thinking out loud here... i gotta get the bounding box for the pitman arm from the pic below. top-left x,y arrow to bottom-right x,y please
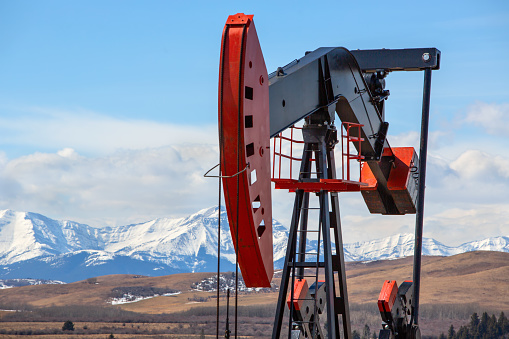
268,47 -> 439,214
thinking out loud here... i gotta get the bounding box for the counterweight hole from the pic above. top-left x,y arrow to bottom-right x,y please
245,86 -> 253,100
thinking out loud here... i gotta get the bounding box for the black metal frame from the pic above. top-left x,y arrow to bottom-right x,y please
272,123 -> 351,339
412,67 -> 433,326
269,47 -> 438,338
351,48 -> 440,72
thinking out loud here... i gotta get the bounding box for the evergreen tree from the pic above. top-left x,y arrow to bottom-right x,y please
470,312 -> 480,328
352,330 -> 361,339
455,326 -> 470,339
62,320 -> 74,331
479,311 -> 489,337
372,331 -> 377,339
487,314 -> 498,338
498,311 -> 509,334
453,311 -> 509,339
439,333 -> 446,339
447,324 -> 455,339
470,312 -> 480,338
362,324 -> 371,339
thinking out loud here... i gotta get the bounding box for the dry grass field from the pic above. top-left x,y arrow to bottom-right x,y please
0,272 -> 216,309
0,251 -> 507,338
0,321 -> 248,338
346,251 -> 509,311
119,251 -> 509,314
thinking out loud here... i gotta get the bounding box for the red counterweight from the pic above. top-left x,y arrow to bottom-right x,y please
361,147 -> 419,214
378,280 -> 398,314
218,14 -> 273,287
287,279 -> 309,312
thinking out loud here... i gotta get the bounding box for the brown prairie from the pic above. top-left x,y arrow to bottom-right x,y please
0,251 -> 507,314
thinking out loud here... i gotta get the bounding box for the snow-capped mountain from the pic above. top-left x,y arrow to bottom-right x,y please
344,233 -> 457,261
0,209 -> 101,264
344,233 -> 509,261
0,208 -> 507,282
0,207 -> 288,282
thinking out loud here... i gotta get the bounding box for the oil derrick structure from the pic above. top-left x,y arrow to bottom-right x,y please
216,12 -> 439,339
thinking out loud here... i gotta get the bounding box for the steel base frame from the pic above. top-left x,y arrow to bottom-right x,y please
272,123 -> 351,339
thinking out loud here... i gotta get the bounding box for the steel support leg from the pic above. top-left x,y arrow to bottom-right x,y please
273,142 -> 313,339
316,139 -> 338,339
328,147 -> 351,337
412,68 -> 433,325
272,190 -> 304,338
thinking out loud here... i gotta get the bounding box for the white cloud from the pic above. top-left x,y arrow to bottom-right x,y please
388,131 -> 420,149
321,146 -> 509,245
0,106 -> 223,227
388,130 -> 450,151
420,148 -> 509,245
464,101 -> 509,136
0,106 -> 218,156
57,148 -> 78,158
0,101 -> 508,247
0,146 -> 220,228
450,149 -> 509,179
424,205 -> 509,246
0,139 -> 507,247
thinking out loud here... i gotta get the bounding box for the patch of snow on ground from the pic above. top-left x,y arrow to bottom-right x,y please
109,292 -> 181,305
191,273 -> 278,293
0,278 -> 65,289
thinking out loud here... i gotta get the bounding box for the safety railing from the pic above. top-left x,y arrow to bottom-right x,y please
271,122 -> 367,193
341,122 -> 365,182
272,125 -> 305,181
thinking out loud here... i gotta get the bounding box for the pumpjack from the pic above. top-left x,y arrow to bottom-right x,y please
217,13 -> 439,339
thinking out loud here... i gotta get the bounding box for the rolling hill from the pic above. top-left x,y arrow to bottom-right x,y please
0,251 -> 506,313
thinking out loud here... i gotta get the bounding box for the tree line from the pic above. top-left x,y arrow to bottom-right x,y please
440,312 -> 509,339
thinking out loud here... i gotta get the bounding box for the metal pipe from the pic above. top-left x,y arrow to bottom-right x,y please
412,67 -> 432,325
216,167 -> 221,339
225,288 -> 231,338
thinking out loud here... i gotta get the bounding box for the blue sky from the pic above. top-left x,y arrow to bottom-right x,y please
0,1 -> 508,245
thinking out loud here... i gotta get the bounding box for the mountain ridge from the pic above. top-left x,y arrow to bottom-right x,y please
0,207 -> 507,282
